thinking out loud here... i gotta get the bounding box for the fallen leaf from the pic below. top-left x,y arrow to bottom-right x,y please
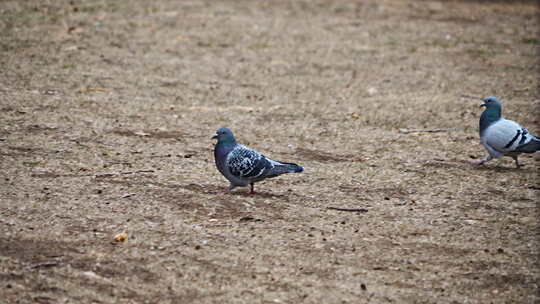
114,232 -> 128,242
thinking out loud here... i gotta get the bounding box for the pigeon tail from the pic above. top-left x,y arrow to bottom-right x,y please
272,161 -> 304,175
516,136 -> 540,153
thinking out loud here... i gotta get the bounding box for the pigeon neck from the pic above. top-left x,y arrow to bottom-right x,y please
217,137 -> 236,149
479,106 -> 501,135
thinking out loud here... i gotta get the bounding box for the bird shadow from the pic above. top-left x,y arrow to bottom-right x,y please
228,190 -> 290,199
423,159 -> 536,173
178,183 -> 292,199
422,159 -> 480,170
473,165 -> 534,173
178,183 -> 224,195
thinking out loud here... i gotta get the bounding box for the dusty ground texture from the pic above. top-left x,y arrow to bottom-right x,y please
1,0 -> 539,303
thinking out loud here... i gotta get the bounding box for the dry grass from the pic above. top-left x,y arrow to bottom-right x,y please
0,0 -> 539,303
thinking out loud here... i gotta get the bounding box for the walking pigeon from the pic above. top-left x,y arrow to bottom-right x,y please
474,96 -> 540,168
212,128 -> 304,193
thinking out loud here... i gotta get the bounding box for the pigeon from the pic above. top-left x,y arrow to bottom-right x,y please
212,128 -> 304,193
474,96 -> 540,168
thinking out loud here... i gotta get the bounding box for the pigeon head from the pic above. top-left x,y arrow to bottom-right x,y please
480,96 -> 501,109
212,128 -> 236,144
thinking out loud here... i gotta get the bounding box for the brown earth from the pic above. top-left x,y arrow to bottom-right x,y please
1,0 -> 539,303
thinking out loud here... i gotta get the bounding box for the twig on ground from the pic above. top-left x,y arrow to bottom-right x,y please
94,170 -> 154,178
461,94 -> 482,99
29,261 -> 60,269
345,70 -> 357,88
462,217 -> 486,221
121,193 -> 136,199
32,170 -> 155,178
399,128 -> 455,134
327,207 -> 368,213
148,154 -> 172,158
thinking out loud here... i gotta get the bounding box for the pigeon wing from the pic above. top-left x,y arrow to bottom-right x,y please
227,145 -> 273,180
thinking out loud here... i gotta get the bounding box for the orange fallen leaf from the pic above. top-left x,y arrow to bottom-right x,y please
114,232 -> 128,242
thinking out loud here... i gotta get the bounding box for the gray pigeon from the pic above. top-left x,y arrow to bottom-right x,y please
475,96 -> 540,168
212,128 -> 304,193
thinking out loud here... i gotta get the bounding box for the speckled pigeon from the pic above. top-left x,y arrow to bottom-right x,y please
212,128 -> 304,193
474,96 -> 540,168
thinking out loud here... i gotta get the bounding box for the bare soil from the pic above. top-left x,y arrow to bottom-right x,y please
1,0 -> 539,303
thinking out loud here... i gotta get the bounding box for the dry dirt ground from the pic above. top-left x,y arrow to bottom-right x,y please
1,0 -> 539,303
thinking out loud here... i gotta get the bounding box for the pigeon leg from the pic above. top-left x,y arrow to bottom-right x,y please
511,155 -> 521,168
473,155 -> 492,166
249,183 -> 255,194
